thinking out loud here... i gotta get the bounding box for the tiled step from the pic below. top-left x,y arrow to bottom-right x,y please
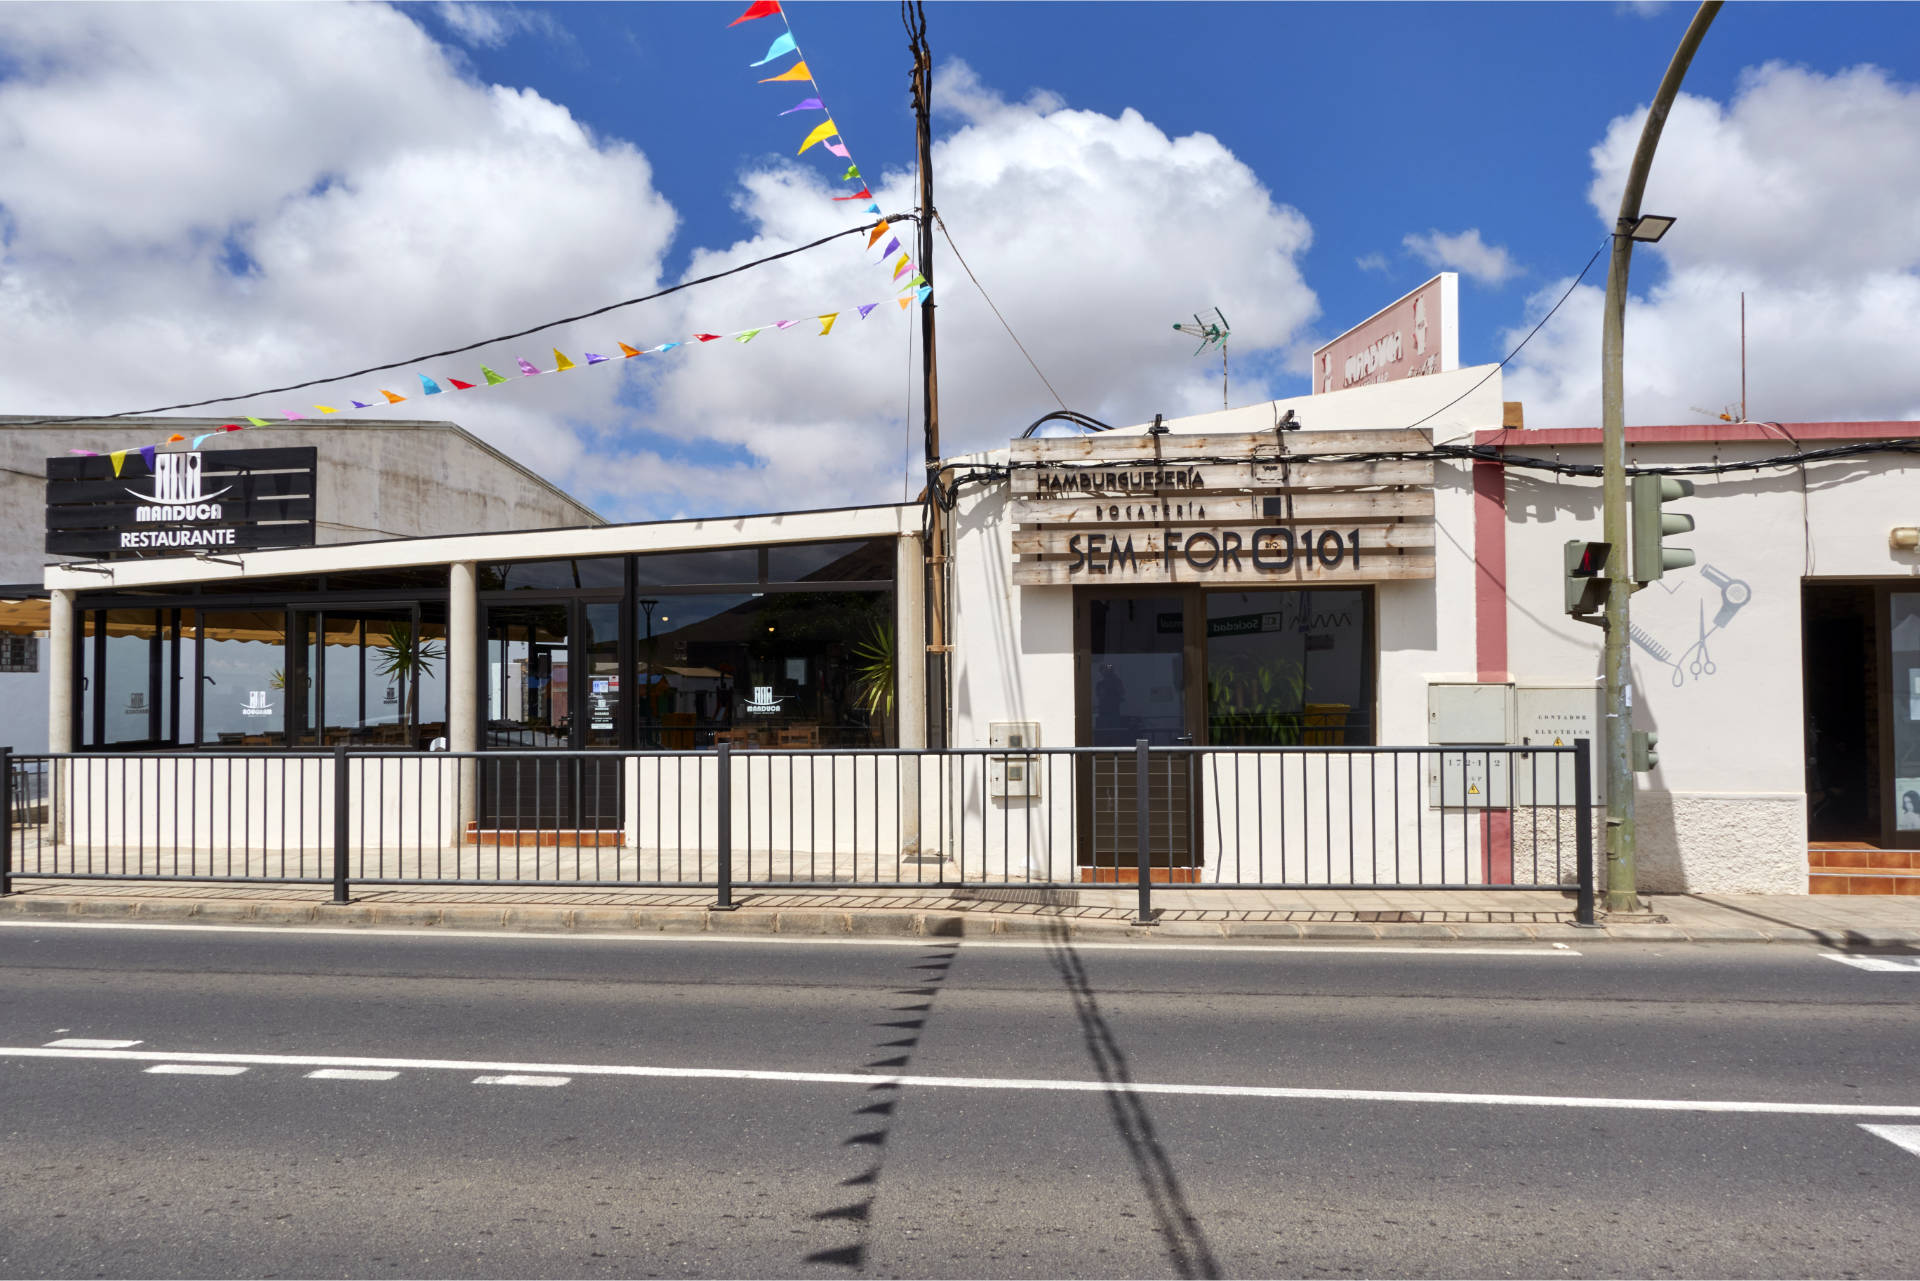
463,825 -> 623,848
1809,846 -> 1920,893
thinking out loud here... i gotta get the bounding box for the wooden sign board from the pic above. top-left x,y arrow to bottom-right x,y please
1008,428 -> 1435,587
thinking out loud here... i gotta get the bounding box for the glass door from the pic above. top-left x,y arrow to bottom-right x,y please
481,602 -> 622,831
1889,592 -> 1920,846
1077,592 -> 1200,878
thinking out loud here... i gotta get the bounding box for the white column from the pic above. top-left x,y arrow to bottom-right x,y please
448,561 -> 479,833
46,589 -> 75,753
894,532 -> 927,750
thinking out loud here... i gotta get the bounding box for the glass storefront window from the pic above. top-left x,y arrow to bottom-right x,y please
481,558 -> 625,592
1205,589 -> 1372,746
1890,594 -> 1920,833
199,609 -> 292,746
633,548 -> 758,587
766,538 -> 893,583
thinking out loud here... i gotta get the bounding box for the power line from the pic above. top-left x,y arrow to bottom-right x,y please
9,213 -> 911,429
934,210 -> 1067,411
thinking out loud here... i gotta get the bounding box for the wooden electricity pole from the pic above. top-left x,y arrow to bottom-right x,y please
905,0 -> 946,750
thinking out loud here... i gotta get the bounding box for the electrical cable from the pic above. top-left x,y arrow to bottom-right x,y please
8,213 -> 913,430
934,211 -> 1067,411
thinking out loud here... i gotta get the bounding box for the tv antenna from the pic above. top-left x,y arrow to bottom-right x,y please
1172,308 -> 1231,409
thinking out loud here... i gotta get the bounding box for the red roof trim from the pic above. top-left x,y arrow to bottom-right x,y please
1474,421 -> 1920,448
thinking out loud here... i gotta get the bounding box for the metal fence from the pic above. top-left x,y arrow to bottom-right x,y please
1,740 -> 1595,924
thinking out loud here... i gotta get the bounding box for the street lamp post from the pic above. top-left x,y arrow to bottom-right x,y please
1600,1 -> 1721,912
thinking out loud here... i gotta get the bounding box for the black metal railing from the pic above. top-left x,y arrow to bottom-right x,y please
0,740 -> 1595,924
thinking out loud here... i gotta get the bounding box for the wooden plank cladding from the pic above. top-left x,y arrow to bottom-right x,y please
1009,426 -> 1437,587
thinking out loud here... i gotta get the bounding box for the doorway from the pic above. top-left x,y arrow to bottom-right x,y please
1803,585 -> 1879,843
481,601 -> 623,831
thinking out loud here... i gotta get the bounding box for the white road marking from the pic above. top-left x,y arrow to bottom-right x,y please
6,1044 -> 1914,1118
473,1074 -> 569,1087
145,1064 -> 247,1076
305,1068 -> 399,1081
0,918 -> 1577,957
1822,952 -> 1920,973
44,1038 -> 142,1049
1861,1124 -> 1920,1158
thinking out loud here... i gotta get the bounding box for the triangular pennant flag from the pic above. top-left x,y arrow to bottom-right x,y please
584,352 -> 609,364
892,253 -> 911,279
916,285 -> 932,302
351,400 -> 372,409
553,349 -> 576,371
832,187 -> 873,201
516,358 -> 540,376
167,433 -> 187,442
284,411 -> 305,420
780,97 -> 824,115
138,445 -> 156,470
866,203 -> 881,214
868,220 -> 890,247
247,417 -> 271,427
843,164 -> 861,181
316,405 -> 338,414
899,297 -> 912,309
420,374 -> 442,395
737,329 -> 763,343
481,366 -> 507,385
109,450 -> 128,476
618,342 -> 642,357
903,273 -> 926,290
695,333 -> 722,342
192,434 -> 213,448
223,424 -> 244,432
750,31 -> 796,66
817,313 -> 838,336
882,237 -> 900,256
797,119 -> 838,154
656,341 -> 681,353
67,449 -> 99,457
448,378 -> 475,390
758,60 -> 811,84
858,303 -> 879,319
728,0 -> 780,25
380,389 -> 405,403
823,140 -> 850,158
775,319 -> 802,330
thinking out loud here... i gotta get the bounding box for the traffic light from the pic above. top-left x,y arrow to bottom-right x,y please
1631,729 -> 1659,772
1631,475 -> 1696,581
1564,540 -> 1610,617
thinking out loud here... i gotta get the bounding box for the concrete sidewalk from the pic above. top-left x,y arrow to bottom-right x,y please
2,877 -> 1917,946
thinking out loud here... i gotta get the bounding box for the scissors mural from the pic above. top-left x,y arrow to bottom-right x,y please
1628,564 -> 1752,687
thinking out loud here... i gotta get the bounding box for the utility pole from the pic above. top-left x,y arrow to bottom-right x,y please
904,0 -> 945,750
1600,1 -> 1720,912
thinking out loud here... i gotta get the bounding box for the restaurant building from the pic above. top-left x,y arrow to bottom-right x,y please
29,359 -> 1920,894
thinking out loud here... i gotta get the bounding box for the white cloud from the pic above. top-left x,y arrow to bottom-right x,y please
1504,62 -> 1920,427
433,3 -> 559,48
0,14 -> 1322,522
1400,227 -> 1521,286
1355,252 -> 1390,275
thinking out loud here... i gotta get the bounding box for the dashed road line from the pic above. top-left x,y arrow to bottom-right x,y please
145,1064 -> 247,1076
45,1038 -> 143,1049
1822,953 -> 1920,973
1861,1124 -> 1920,1159
6,1044 -> 1916,1118
305,1068 -> 399,1081
473,1074 -> 569,1087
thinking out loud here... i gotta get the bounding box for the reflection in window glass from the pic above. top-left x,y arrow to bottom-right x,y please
1205,589 -> 1372,746
635,591 -> 894,748
633,548 -> 759,587
98,610 -> 163,746
1891,594 -> 1920,832
199,609 -> 290,746
481,558 -> 625,592
766,539 -> 892,583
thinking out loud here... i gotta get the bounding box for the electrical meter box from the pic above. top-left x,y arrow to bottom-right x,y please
1427,681 -> 1513,808
1512,683 -> 1601,805
988,721 -> 1042,799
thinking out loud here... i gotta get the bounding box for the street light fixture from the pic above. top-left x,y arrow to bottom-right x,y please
1624,214 -> 1677,243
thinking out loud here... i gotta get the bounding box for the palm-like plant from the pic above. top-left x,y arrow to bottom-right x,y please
850,620 -> 895,742
373,622 -> 446,731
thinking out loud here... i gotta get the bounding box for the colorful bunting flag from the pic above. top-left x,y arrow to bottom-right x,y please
223,424 -> 244,432
139,445 -> 156,470
351,400 -> 372,409
775,319 -> 801,329
380,389 -> 405,403
449,378 -> 475,390
750,31 -> 796,66
420,374 -> 442,394
817,313 -> 838,336
780,97 -> 824,115
858,303 -> 879,319
584,352 -> 609,364
192,434 -> 213,448
618,342 -> 642,357
892,253 -> 911,279
284,411 -> 306,420
167,433 -> 187,442
316,405 -> 338,414
695,333 -> 722,342
247,417 -> 270,426
656,342 -> 681,353
881,237 -> 900,256
482,366 -> 507,385
899,297 -> 912,309
735,329 -> 762,343
67,449 -> 99,457
729,0 -> 781,25
843,165 -> 861,181
759,60 -> 811,84
797,119 -> 838,154
553,349 -> 576,371
866,203 -> 880,214
516,358 -> 540,376
110,450 -> 127,476
832,187 -> 872,201
917,285 -> 932,302
822,140 -> 849,158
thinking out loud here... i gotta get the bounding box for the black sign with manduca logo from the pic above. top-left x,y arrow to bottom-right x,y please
45,447 -> 318,559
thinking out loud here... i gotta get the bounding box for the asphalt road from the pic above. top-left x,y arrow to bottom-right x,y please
1,921 -> 1917,1279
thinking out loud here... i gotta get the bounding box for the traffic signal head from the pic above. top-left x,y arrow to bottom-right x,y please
1631,728 -> 1659,772
1564,540 -> 1610,617
1631,474 -> 1696,582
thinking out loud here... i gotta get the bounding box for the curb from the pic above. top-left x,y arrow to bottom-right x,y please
2,893 -> 1915,947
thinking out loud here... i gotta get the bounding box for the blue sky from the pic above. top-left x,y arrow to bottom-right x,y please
2,3 -> 1918,519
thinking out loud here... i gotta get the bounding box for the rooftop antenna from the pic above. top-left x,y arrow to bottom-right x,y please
1172,308 -> 1231,409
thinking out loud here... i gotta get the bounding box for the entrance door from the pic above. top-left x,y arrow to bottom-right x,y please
481,602 -> 622,831
1076,593 -> 1201,878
